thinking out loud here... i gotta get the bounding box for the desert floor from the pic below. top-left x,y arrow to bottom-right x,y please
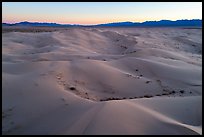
2,27 -> 202,135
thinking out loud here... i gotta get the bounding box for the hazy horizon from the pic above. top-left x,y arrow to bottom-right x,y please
2,2 -> 202,25
2,18 -> 202,26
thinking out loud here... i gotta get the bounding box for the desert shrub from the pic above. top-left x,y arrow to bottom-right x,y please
69,86 -> 76,90
179,90 -> 185,93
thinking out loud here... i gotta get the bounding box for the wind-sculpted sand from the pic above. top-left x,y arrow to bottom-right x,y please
2,27 -> 202,135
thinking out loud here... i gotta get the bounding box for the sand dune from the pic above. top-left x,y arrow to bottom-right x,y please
2,27 -> 202,135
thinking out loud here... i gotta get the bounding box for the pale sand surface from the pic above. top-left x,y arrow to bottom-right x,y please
2,27 -> 202,135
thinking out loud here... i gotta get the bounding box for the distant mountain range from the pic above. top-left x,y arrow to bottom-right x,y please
2,19 -> 202,27
2,21 -> 80,27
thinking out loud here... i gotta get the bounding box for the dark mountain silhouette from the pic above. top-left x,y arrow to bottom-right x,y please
94,21 -> 136,27
140,19 -> 202,27
2,19 -> 202,27
2,21 -> 79,27
95,19 -> 202,27
2,23 -> 13,26
15,21 -> 63,26
2,21 -> 73,27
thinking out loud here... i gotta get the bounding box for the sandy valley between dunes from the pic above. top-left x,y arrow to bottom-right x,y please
2,27 -> 202,135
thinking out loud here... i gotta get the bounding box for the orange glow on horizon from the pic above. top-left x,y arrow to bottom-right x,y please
3,17 -> 156,25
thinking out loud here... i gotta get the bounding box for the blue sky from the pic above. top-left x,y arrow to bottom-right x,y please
2,2 -> 202,25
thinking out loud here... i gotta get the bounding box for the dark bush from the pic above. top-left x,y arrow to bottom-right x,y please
180,90 -> 185,94
69,86 -> 76,90
144,95 -> 153,98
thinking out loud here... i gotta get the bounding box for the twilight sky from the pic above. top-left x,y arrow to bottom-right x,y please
2,2 -> 202,25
